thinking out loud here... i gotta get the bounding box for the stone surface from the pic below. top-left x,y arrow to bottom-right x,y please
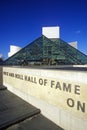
3,66 -> 87,130
0,88 -> 63,130
7,114 -> 63,130
0,89 -> 40,129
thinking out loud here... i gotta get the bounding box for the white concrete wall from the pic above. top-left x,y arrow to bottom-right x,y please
69,41 -> 78,49
42,26 -> 60,38
8,45 -> 22,57
3,67 -> 87,130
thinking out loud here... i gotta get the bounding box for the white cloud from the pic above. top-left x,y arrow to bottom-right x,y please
76,30 -> 81,34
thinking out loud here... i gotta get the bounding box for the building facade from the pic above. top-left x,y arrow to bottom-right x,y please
4,35 -> 87,65
3,26 -> 87,65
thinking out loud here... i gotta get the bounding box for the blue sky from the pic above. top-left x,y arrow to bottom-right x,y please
0,0 -> 87,59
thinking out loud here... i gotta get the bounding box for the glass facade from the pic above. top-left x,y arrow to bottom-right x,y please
4,35 -> 87,65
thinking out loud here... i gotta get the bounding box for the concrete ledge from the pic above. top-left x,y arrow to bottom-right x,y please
3,66 -> 87,130
0,85 -> 7,90
7,114 -> 63,130
0,89 -> 40,129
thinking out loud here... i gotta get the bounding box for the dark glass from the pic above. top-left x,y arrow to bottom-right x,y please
4,35 -> 87,65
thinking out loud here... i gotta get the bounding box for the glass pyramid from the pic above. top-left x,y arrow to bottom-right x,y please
4,35 -> 87,65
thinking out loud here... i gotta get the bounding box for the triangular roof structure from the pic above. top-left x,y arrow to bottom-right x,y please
4,35 -> 87,65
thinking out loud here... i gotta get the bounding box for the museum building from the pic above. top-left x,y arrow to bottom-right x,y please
2,27 -> 87,130
4,26 -> 87,65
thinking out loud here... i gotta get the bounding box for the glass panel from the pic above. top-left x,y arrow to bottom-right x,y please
4,35 -> 87,65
